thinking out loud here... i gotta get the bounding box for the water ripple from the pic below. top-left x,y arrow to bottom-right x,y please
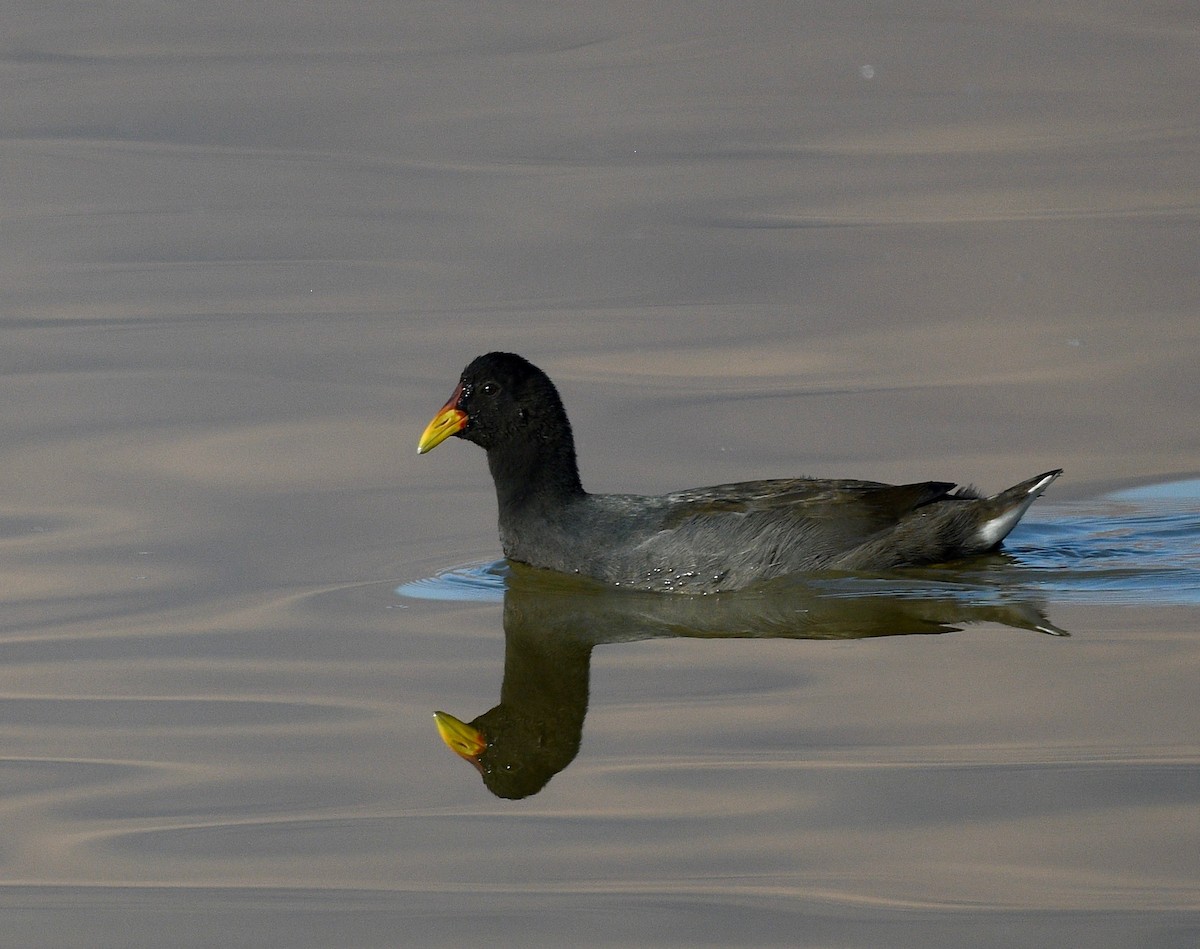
1006,479 -> 1200,605
396,560 -> 508,602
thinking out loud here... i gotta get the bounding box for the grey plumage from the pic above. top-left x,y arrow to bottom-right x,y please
419,352 -> 1060,593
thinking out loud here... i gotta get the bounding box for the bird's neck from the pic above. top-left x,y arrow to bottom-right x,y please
487,437 -> 585,515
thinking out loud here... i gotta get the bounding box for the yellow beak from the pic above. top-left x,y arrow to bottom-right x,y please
417,384 -> 467,454
433,710 -> 487,761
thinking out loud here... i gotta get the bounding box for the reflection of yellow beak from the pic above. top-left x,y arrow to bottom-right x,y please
433,710 -> 487,762
417,385 -> 467,455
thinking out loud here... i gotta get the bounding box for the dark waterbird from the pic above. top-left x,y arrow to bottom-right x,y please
418,352 -> 1061,593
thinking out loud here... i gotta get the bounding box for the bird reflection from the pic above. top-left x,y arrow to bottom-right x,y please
434,560 -> 1066,799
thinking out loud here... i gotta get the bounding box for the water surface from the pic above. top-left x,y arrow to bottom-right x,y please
2,4 -> 1198,947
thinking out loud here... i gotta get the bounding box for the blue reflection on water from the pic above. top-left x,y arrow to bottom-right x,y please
397,480 -> 1200,607
397,560 -> 508,602
1003,478 -> 1200,605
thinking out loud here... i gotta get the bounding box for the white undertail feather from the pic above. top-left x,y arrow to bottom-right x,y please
976,508 -> 1023,549
974,470 -> 1060,548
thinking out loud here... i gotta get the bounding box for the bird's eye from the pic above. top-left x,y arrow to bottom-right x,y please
481,381 -> 500,395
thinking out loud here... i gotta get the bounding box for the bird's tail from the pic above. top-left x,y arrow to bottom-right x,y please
973,468 -> 1062,549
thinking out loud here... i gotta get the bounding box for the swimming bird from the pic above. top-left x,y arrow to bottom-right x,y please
417,352 -> 1060,593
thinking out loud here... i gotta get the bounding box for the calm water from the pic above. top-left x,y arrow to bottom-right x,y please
3,4 -> 1199,947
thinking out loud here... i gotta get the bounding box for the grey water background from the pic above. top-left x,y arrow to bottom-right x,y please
3,4 -> 1199,947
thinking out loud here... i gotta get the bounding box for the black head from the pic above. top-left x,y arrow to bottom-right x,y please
453,352 -> 569,452
417,352 -> 583,500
